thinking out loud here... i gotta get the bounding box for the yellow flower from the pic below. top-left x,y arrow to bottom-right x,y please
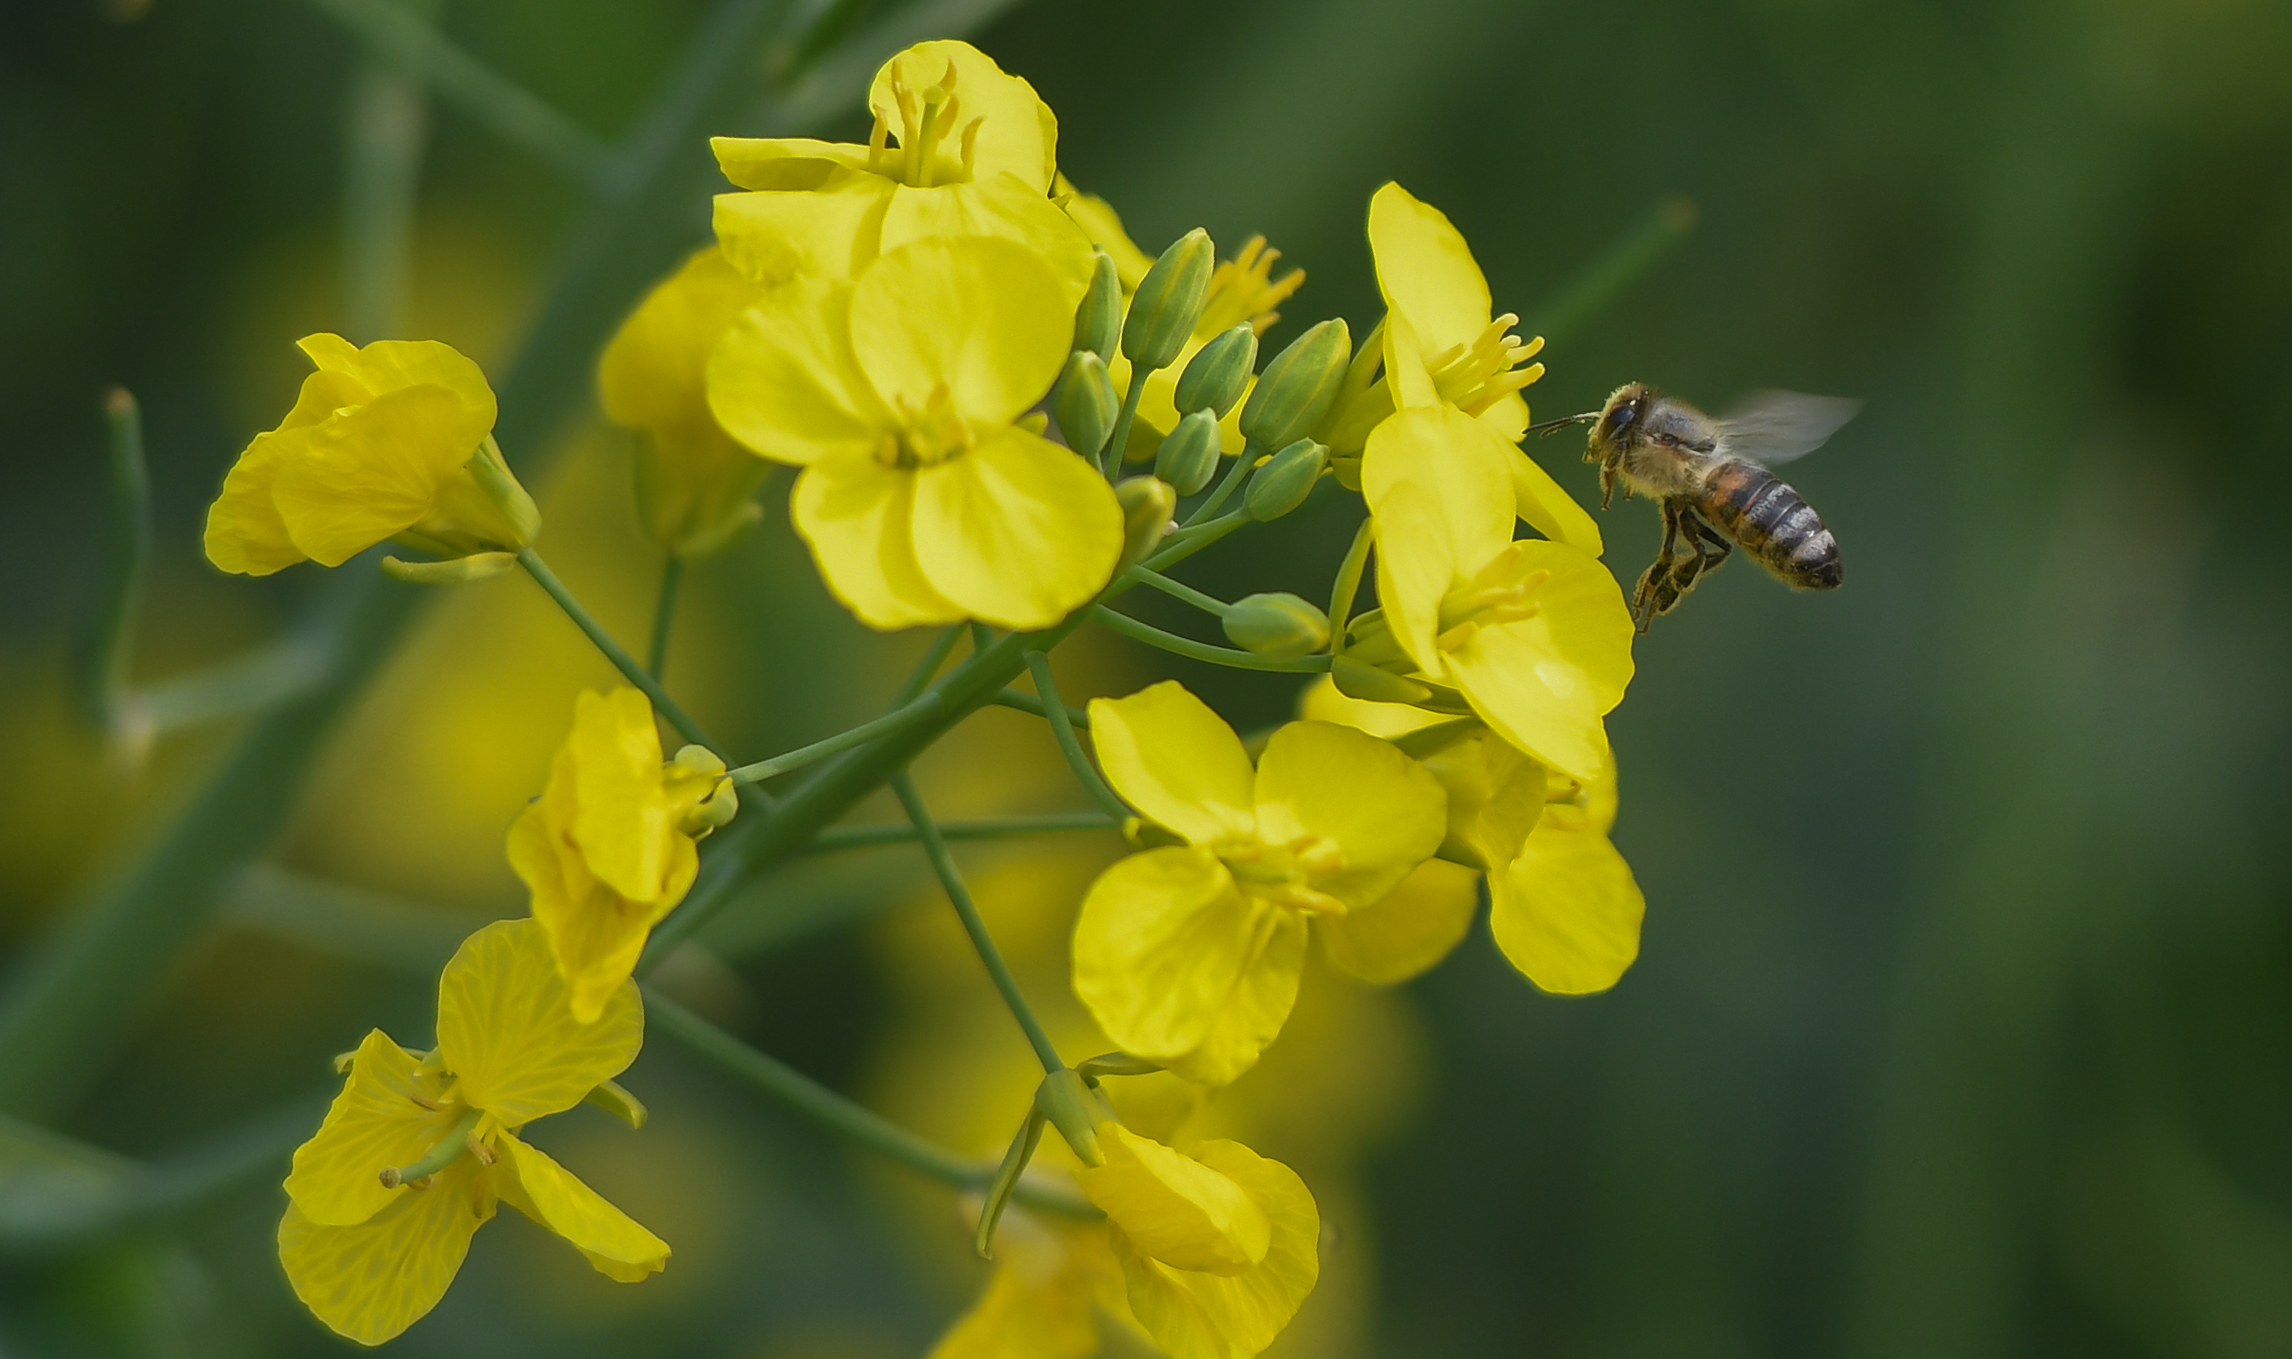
707,234 -> 1123,630
711,40 -> 1091,303
508,687 -> 732,1023
1071,682 -> 1445,1084
929,1205 -> 1130,1359
1075,1122 -> 1319,1359
278,919 -> 666,1345
1489,730 -> 1644,994
1363,404 -> 1634,782
597,246 -> 773,557
205,334 -> 536,576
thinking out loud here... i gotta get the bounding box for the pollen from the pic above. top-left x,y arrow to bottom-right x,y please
1425,314 -> 1545,416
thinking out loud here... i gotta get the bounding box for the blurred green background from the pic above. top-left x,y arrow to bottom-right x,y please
5,0 -> 2291,1354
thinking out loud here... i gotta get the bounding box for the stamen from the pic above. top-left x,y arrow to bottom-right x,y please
958,115 -> 983,173
867,114 -> 890,173
378,1108 -> 482,1189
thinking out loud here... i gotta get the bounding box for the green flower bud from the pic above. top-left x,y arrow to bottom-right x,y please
1034,1067 -> 1105,1167
1331,655 -> 1433,706
1339,607 -> 1408,670
1073,250 -> 1123,361
1153,408 -> 1223,495
1052,350 -> 1119,459
1114,476 -> 1177,572
1244,438 -> 1327,521
1222,592 -> 1331,659
1172,325 -> 1257,417
1121,228 -> 1215,371
1239,318 -> 1352,451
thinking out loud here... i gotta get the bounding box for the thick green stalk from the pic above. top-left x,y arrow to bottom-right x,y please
726,689 -> 949,785
984,687 -> 1090,727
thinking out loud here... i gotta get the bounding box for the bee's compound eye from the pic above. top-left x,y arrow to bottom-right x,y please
1607,404 -> 1638,431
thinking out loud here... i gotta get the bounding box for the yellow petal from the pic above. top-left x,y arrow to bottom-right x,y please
277,1159 -> 494,1347
878,174 -> 1096,311
1317,859 -> 1480,985
1115,1140 -> 1319,1359
565,688 -> 676,903
907,427 -> 1122,629
1296,674 -> 1446,739
1479,388 -> 1531,443
868,40 -> 1058,190
1057,178 -> 1154,289
509,799 -> 693,1028
318,337 -> 498,422
1072,847 -> 1266,1064
788,453 -> 963,629
598,245 -> 763,441
1368,182 -> 1494,357
1488,827 -> 1644,994
1445,542 -> 1634,783
1080,1124 -> 1269,1275
710,172 -> 893,288
1503,439 -> 1604,556
1087,683 -> 1258,846
1381,305 -> 1443,412
1158,909 -> 1306,1088
203,432 -> 305,576
434,919 -> 642,1126
493,1131 -> 669,1281
710,134 -> 875,190
847,235 -> 1070,427
1426,734 -> 1546,871
1252,720 -> 1446,910
929,1253 -> 1102,1359
706,274 -> 892,466
268,385 -> 490,566
283,1029 -> 460,1227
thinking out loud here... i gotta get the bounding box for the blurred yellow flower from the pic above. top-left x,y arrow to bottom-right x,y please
707,235 -> 1123,630
711,39 -> 1091,303
205,334 -> 536,576
1072,682 -> 1445,1084
597,246 -> 773,557
929,1205 -> 1129,1359
508,687 -> 733,1023
1077,1122 -> 1319,1359
278,919 -> 666,1345
1364,405 -> 1633,782
1489,731 -> 1644,994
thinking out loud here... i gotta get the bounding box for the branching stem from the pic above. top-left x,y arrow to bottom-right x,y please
1023,652 -> 1128,822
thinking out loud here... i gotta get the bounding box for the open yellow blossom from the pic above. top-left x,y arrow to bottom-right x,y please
930,1204 -> 1131,1359
1490,729 -> 1644,994
278,919 -> 666,1345
1072,682 -> 1445,1084
707,235 -> 1123,629
711,40 -> 1091,303
508,687 -> 733,1023
205,334 -> 536,576
1076,1122 -> 1319,1359
1364,405 -> 1634,782
597,246 -> 772,557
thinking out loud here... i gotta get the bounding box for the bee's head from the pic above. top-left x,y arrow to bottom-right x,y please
1589,382 -> 1657,456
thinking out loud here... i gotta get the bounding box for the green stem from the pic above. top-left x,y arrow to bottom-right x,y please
382,1107 -> 480,1186
1187,440 -> 1257,523
1088,605 -> 1333,673
807,812 -> 1119,853
1326,514 -> 1374,655
985,687 -> 1090,728
1130,566 -> 1233,619
86,388 -> 149,736
900,625 -> 965,704
517,548 -> 718,751
1149,510 -> 1251,565
1024,652 -> 1129,823
1102,361 -> 1150,477
725,690 -> 947,786
647,991 -> 1096,1218
647,553 -> 684,681
968,621 -> 997,655
890,773 -> 1065,1074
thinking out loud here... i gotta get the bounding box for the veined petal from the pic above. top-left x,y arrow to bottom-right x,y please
493,1132 -> 669,1282
598,246 -> 763,440
434,919 -> 642,1126
1252,721 -> 1446,911
510,801 -> 694,1027
1080,1124 -> 1269,1275
929,1250 -> 1103,1359
1368,182 -> 1495,356
1425,734 -> 1546,871
1503,438 -> 1604,556
908,427 -> 1122,629
1362,405 -> 1517,570
1116,1141 -> 1318,1359
706,275 -> 890,467
878,174 -> 1096,311
565,689 -> 676,903
1087,683 -> 1258,845
1479,388 -> 1531,444
321,338 -> 498,427
1367,480 -> 1457,683
1160,909 -> 1306,1088
710,173 -> 893,288
1489,828 -> 1643,994
269,385 -> 487,567
1381,306 -> 1443,412
1295,674 -> 1446,739
789,454 -> 963,629
276,1159 -> 494,1347
711,134 -> 875,190
283,1030 -> 460,1227
1057,177 -> 1154,289
1072,848 -> 1259,1063
1317,859 -> 1480,985
869,41 -> 1058,190
849,235 -> 1071,427
277,365 -> 375,432
1445,541 -> 1634,783
203,432 -> 305,576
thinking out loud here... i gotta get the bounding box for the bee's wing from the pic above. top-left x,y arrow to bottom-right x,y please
1714,390 -> 1861,466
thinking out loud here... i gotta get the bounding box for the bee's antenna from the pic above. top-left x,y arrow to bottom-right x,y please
1526,412 -> 1599,437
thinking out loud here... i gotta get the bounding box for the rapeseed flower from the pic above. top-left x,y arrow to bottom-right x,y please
508,687 -> 734,1023
711,40 -> 1091,302
278,918 -> 666,1345
1071,682 -> 1445,1084
597,246 -> 773,556
930,1204 -> 1130,1359
707,235 -> 1123,629
205,334 -> 537,576
1489,730 -> 1644,993
1363,405 -> 1633,782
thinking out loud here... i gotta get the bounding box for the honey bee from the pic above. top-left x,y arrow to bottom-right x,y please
1534,384 -> 1858,630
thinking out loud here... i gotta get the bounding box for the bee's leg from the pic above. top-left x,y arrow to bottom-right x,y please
1599,455 -> 1618,510
1632,500 -> 1686,630
1671,509 -> 1732,602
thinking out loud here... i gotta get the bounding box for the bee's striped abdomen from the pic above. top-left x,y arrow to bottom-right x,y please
1696,461 -> 1842,590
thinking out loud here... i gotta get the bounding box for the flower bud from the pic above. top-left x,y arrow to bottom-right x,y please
380,551 -> 518,585
1173,325 -> 1257,417
1239,318 -> 1352,451
1222,593 -> 1330,659
1331,654 -> 1433,706
1034,1067 -> 1107,1167
465,437 -> 543,546
1121,228 -> 1215,371
1052,350 -> 1119,459
1153,408 -> 1223,495
1244,438 -> 1327,521
1073,249 -> 1124,361
1114,476 -> 1177,572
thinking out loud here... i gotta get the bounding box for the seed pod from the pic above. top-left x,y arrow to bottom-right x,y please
1121,228 -> 1215,371
1239,318 -> 1352,452
1245,438 -> 1327,521
1153,409 -> 1223,495
1172,325 -> 1257,417
1073,250 -> 1123,361
1114,476 -> 1178,572
1222,593 -> 1331,659
1052,350 -> 1119,459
